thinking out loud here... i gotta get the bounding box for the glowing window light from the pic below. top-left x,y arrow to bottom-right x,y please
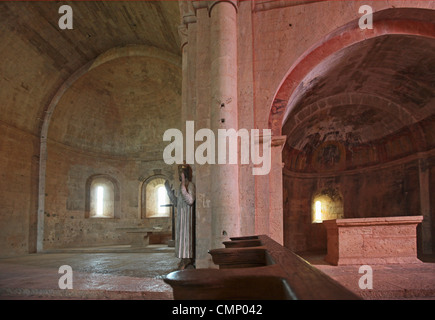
314,200 -> 322,223
96,186 -> 104,216
157,186 -> 167,214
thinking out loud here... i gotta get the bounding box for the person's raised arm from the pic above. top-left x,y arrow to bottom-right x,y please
180,173 -> 195,206
165,180 -> 177,204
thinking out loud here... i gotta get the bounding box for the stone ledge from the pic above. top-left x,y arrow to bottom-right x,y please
324,216 -> 424,227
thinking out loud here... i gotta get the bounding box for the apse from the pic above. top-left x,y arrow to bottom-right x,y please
282,34 -> 435,253
43,50 -> 181,249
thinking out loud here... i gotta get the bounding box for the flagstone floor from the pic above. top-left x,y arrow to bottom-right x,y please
0,245 -> 179,300
299,251 -> 435,300
1,245 -> 434,300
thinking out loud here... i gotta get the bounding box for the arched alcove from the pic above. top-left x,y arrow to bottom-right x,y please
278,8 -> 435,254
40,45 -> 181,250
269,8 -> 435,135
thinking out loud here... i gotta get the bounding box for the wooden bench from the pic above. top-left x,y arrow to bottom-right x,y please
164,235 -> 361,300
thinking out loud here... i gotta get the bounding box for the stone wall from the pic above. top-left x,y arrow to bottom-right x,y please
0,124 -> 39,256
43,141 -> 176,249
283,156 -> 430,253
42,50 -> 181,250
430,159 -> 435,250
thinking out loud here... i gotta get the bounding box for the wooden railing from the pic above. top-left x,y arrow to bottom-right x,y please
164,235 -> 361,300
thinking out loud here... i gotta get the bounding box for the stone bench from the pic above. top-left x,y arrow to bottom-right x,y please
115,227 -> 168,247
164,235 -> 360,300
323,216 -> 423,265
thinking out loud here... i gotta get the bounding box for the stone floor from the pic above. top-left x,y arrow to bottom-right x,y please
299,251 -> 435,300
0,245 -> 180,300
1,245 -> 434,300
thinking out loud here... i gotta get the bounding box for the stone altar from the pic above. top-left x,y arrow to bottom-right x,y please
323,216 -> 423,265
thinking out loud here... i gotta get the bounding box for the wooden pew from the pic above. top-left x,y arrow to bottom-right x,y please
164,235 -> 361,300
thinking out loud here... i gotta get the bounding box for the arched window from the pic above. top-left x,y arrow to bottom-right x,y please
85,175 -> 119,219
157,185 -> 168,214
96,185 -> 105,216
312,188 -> 344,223
140,176 -> 171,218
314,200 -> 323,223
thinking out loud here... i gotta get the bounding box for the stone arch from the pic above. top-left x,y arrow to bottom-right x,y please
279,7 -> 435,253
285,93 -> 417,138
283,92 -> 428,157
268,8 -> 435,136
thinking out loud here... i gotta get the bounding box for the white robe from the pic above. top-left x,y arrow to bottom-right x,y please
166,181 -> 195,259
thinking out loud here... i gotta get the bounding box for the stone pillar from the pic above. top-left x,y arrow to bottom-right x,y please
179,3 -> 198,148
37,137 -> 47,253
269,135 -> 286,245
178,24 -> 189,133
419,158 -> 433,254
209,0 -> 240,250
179,2 -> 209,266
192,3 -> 213,268
255,163 -> 269,237
253,134 -> 285,244
237,0 -> 255,237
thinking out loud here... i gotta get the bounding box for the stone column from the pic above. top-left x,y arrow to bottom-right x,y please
253,134 -> 286,244
209,0 -> 240,250
192,3 -> 213,268
419,158 -> 433,254
269,135 -> 287,245
237,0 -> 255,237
179,2 -> 198,153
178,24 -> 189,133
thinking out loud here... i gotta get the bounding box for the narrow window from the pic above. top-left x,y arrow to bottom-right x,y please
96,186 -> 104,216
314,200 -> 322,223
87,176 -> 116,219
143,177 -> 170,218
157,186 -> 167,213
311,190 -> 344,223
